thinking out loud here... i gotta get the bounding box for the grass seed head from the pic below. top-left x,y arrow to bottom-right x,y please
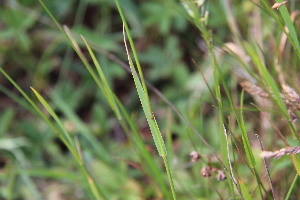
261,146 -> 300,159
189,151 -> 201,162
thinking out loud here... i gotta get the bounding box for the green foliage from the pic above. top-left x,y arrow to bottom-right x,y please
1,0 -> 300,199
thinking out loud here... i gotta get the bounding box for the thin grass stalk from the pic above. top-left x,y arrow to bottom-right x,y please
62,26 -> 109,98
57,0 -> 87,83
166,109 -> 174,164
195,23 -> 244,198
217,88 -> 237,196
240,90 -> 256,167
231,90 -> 267,198
256,134 -> 276,200
162,156 -> 177,200
230,130 -> 272,199
223,125 -> 238,187
80,35 -> 121,119
37,0 -> 80,54
240,89 -> 267,198
72,12 -> 171,196
284,174 -> 298,200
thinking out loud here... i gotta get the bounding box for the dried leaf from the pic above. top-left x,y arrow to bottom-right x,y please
272,1 -> 288,10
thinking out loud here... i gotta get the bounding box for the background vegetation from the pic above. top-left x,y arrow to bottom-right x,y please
0,0 -> 299,199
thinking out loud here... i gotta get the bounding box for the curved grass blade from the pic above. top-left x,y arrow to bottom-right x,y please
30,87 -> 106,200
0,68 -> 69,148
0,68 -> 106,199
275,0 -> 300,57
81,35 -> 121,119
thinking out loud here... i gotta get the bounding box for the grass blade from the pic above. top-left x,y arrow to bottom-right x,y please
30,87 -> 106,200
239,179 -> 253,200
240,90 -> 256,168
115,1 -> 176,198
125,45 -> 167,157
51,91 -> 113,164
244,43 -> 299,141
0,67 -> 106,199
284,174 -> 298,200
81,35 -> 121,119
275,0 -> 300,56
30,87 -> 74,147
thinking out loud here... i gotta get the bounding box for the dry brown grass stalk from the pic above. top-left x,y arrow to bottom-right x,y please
260,146 -> 300,159
240,80 -> 300,122
240,80 -> 269,98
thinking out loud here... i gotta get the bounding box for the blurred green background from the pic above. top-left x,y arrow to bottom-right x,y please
1,0 -> 300,199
